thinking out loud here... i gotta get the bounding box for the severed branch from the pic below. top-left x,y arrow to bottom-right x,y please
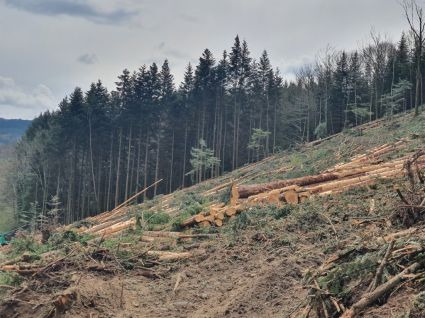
396,188 -> 410,205
366,240 -> 395,292
341,261 -> 423,318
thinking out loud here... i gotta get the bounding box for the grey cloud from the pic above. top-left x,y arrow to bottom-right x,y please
157,42 -> 165,50
179,13 -> 200,24
164,49 -> 187,60
0,76 -> 55,113
4,0 -> 138,24
156,42 -> 186,60
77,53 -> 98,64
0,0 -> 408,119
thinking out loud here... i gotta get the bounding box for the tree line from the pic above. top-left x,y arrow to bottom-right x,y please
11,17 -> 425,225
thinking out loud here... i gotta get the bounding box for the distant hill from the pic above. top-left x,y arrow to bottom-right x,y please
0,118 -> 31,144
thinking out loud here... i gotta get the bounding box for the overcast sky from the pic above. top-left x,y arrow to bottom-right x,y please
0,0 -> 410,119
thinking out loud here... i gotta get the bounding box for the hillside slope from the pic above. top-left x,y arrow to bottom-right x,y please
0,118 -> 31,144
1,111 -> 425,318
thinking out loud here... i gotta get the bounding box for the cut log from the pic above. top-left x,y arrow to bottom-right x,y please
140,236 -> 155,242
267,190 -> 282,204
111,179 -> 163,213
214,219 -> 223,227
143,231 -> 182,238
237,173 -> 341,198
283,190 -> 299,204
215,212 -> 225,220
199,221 -> 211,228
230,183 -> 239,206
97,219 -> 136,237
225,207 -> 237,217
203,181 -> 234,196
298,191 -> 311,203
194,214 -> 205,223
204,215 -> 215,223
180,213 -> 206,228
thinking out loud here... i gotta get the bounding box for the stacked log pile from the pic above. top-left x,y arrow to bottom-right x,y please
180,140 -> 425,228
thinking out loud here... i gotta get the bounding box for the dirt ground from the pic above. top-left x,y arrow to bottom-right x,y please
0,220 -> 419,318
0,236 -> 316,318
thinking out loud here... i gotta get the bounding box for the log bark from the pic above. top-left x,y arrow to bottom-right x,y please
96,219 -> 136,237
237,173 -> 340,198
283,190 -> 299,204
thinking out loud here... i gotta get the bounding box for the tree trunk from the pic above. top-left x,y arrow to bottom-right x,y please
143,131 -> 149,201
106,132 -> 114,211
154,133 -> 160,196
114,128 -> 122,207
124,124 -> 133,200
88,116 -> 99,209
181,124 -> 188,189
169,130 -> 175,193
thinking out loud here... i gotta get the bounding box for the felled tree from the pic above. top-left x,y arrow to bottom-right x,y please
188,139 -> 220,183
248,129 -> 271,161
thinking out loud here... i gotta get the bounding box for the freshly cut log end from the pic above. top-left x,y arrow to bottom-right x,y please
230,183 -> 239,206
204,215 -> 215,223
214,219 -> 223,227
194,214 -> 206,223
199,221 -> 211,228
225,207 -> 237,217
267,190 -> 282,204
284,190 -> 299,204
209,207 -> 219,217
215,212 -> 225,220
298,191 -> 311,203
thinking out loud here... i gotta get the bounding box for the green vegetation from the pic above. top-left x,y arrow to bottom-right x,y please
0,272 -> 22,288
8,28 -> 424,229
0,144 -> 16,232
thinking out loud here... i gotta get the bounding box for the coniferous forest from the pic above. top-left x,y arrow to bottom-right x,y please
11,30 -> 424,225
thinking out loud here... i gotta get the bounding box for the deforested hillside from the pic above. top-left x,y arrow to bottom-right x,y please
1,111 -> 425,318
11,27 -> 421,228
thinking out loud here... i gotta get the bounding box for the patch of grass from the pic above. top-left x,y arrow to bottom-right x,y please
289,201 -> 324,231
135,209 -> 171,231
48,230 -> 92,248
0,271 -> 22,287
9,235 -> 50,257
272,205 -> 293,220
101,232 -> 138,250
